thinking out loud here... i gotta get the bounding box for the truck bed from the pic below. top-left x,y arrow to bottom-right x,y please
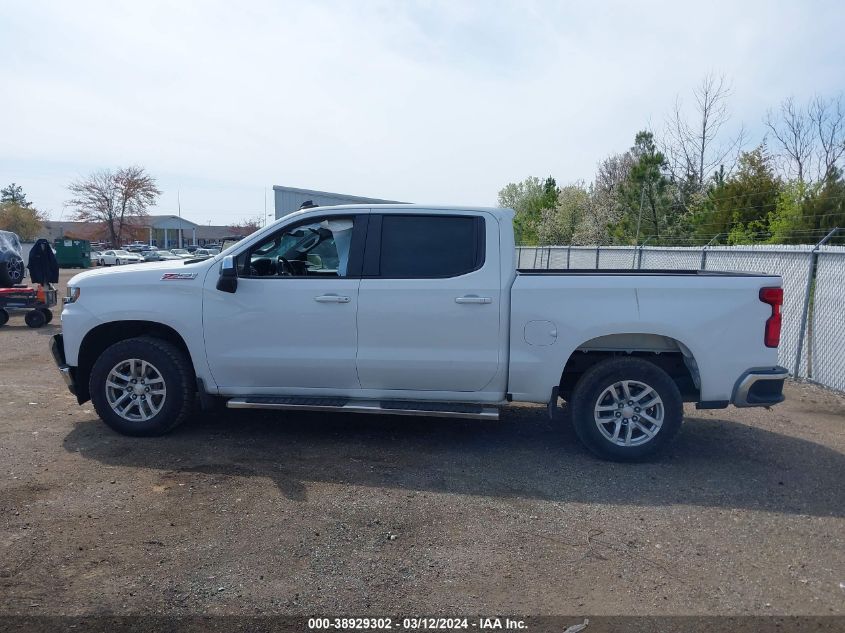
507,267 -> 782,404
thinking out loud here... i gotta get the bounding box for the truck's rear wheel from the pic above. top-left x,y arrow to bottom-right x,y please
569,357 -> 683,461
90,337 -> 195,436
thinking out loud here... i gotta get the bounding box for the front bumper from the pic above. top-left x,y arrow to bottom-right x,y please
731,366 -> 788,407
50,334 -> 77,396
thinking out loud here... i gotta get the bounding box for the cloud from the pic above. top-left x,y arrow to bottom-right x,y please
1,0 -> 844,223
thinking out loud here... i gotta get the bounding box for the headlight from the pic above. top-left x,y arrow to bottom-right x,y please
64,287 -> 81,304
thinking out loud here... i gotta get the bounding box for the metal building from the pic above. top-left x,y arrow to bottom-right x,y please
273,186 -> 404,220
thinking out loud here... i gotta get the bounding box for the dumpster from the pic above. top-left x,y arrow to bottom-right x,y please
53,237 -> 91,268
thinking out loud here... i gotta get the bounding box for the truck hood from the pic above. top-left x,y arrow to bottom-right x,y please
68,259 -> 215,286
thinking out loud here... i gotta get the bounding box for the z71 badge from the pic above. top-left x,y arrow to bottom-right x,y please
161,272 -> 198,280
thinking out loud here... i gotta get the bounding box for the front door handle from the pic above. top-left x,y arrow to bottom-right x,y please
455,295 -> 492,304
314,295 -> 351,303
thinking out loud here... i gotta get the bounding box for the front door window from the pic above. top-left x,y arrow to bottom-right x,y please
239,217 -> 356,278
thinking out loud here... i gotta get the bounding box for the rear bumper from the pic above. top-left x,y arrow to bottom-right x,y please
50,334 -> 77,396
731,366 -> 788,407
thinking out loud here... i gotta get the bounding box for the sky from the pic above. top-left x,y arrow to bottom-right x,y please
2,0 -> 844,225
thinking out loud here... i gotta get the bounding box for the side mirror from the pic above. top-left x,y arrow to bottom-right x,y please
216,255 -> 238,293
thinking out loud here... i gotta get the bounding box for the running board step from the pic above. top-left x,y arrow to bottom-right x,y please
226,396 -> 499,420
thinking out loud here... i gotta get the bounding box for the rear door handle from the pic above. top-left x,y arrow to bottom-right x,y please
455,295 -> 492,304
314,295 -> 351,303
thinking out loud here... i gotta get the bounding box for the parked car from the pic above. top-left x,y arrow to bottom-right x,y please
218,236 -> 245,252
98,250 -> 144,266
53,205 -> 787,461
90,251 -> 101,266
142,250 -> 181,262
0,229 -> 26,287
191,248 -> 214,259
170,249 -> 193,259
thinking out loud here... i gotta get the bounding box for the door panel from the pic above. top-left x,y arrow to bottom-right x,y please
202,213 -> 363,391
203,277 -> 360,390
356,213 -> 500,392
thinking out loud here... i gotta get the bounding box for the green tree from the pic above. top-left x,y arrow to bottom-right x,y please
714,146 -> 781,243
0,202 -> 44,240
498,175 -> 558,244
1,183 -> 33,208
615,131 -> 674,244
799,168 -> 845,239
766,180 -> 812,243
538,182 -> 589,245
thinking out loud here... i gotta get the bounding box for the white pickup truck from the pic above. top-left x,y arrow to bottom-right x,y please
52,205 -> 787,460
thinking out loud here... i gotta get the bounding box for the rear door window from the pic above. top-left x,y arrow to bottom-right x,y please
375,215 -> 484,278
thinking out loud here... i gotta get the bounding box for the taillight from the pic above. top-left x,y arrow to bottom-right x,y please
759,287 -> 783,348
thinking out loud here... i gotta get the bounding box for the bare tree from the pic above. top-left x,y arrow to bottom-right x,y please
67,166 -> 161,246
228,215 -> 264,236
810,95 -> 845,179
663,74 -> 745,191
765,97 -> 815,182
766,94 -> 845,182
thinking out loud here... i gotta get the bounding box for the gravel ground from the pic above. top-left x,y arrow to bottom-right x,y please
0,269 -> 843,617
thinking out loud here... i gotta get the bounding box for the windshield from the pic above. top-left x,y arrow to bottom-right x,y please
114,250 -> 130,255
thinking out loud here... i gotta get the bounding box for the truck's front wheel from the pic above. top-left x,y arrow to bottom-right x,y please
569,357 -> 683,461
89,337 -> 195,436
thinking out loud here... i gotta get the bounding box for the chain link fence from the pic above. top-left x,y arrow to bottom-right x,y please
811,248 -> 845,392
515,242 -> 845,393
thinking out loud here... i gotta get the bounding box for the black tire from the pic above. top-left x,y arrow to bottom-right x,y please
8,257 -> 25,285
0,257 -> 23,287
90,336 -> 196,436
0,308 -> 8,327
99,259 -> 105,267
24,309 -> 46,328
39,308 -> 53,324
569,357 -> 683,462
115,259 -> 122,266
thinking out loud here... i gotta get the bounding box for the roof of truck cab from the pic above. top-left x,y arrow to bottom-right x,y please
280,204 -> 515,222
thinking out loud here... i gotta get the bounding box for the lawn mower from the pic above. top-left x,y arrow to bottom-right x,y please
0,284 -> 58,328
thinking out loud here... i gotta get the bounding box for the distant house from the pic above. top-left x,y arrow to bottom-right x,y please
141,216 -> 242,247
38,221 -> 104,243
273,185 -> 403,220
140,215 -> 199,248
38,216 -> 233,248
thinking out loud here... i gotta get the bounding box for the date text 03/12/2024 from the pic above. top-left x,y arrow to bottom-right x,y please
307,617 -> 530,630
